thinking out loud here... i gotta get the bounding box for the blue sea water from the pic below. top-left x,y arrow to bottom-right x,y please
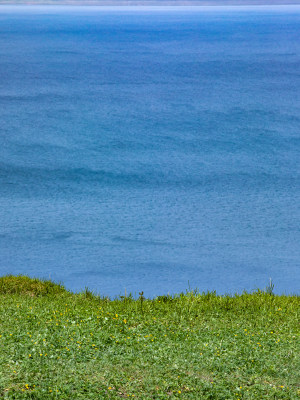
0,6 -> 299,297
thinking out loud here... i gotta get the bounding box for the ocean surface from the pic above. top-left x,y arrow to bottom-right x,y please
0,6 -> 299,297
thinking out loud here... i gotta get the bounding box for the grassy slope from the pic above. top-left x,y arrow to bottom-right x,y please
0,276 -> 299,399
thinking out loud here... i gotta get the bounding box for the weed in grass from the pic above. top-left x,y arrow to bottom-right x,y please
265,278 -> 275,296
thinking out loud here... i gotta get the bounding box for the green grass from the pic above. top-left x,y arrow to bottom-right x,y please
0,276 -> 299,399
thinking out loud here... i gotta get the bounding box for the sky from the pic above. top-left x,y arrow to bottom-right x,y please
1,0 -> 300,5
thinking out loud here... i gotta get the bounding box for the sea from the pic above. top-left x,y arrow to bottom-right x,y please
0,6 -> 299,297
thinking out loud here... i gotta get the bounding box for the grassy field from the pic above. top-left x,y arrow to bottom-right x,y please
0,275 -> 299,399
